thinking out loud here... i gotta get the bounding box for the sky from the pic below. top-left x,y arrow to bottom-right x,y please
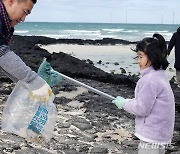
26,0 -> 180,24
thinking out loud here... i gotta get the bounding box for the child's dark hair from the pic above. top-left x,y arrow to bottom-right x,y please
135,33 -> 169,70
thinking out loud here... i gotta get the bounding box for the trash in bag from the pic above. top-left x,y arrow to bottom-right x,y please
38,58 -> 62,87
1,81 -> 57,144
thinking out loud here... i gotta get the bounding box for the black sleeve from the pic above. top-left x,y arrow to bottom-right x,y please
0,35 -> 8,45
0,21 -> 8,46
167,34 -> 175,55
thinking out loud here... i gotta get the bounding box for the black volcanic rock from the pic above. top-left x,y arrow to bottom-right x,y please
12,35 -> 137,45
9,35 -> 138,87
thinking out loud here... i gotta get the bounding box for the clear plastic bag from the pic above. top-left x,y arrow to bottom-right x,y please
2,81 -> 57,144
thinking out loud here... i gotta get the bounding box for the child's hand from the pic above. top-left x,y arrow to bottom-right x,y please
112,96 -> 125,109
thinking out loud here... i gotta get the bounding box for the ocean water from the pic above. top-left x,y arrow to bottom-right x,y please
15,22 -> 179,41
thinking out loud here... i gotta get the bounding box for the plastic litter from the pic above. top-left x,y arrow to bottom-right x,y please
2,81 -> 57,144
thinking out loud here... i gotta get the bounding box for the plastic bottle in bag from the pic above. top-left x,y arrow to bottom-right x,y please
2,81 -> 57,144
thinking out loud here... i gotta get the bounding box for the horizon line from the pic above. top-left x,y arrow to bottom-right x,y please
24,21 -> 179,25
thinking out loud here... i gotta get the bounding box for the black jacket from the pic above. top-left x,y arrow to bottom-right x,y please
168,27 -> 180,70
0,16 -> 8,46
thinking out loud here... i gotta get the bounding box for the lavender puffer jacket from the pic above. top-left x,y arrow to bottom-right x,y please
123,66 -> 175,143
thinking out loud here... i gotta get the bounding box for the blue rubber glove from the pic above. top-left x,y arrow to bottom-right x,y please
112,96 -> 125,109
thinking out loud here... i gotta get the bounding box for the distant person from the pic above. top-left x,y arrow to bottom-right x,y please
168,27 -> 180,87
0,0 -> 51,101
112,33 -> 175,154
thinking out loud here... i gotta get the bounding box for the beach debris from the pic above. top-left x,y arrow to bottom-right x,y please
114,62 -> 119,65
169,68 -> 174,72
170,76 -> 176,83
110,70 -> 115,74
120,67 -> 126,74
2,81 -> 57,144
86,59 -> 94,65
97,60 -> 102,64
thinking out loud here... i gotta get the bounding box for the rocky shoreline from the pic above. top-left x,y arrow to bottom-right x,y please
0,36 -> 179,154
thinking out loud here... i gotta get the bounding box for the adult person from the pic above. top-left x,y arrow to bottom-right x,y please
168,27 -> 180,87
0,0 -> 51,101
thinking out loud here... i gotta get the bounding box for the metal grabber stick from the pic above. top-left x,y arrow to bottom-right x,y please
57,72 -> 115,100
38,58 -> 115,101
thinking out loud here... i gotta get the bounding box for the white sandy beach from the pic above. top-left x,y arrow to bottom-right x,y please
41,44 -> 176,80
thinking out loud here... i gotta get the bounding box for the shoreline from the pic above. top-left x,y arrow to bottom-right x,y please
40,43 -> 176,80
40,44 -> 134,54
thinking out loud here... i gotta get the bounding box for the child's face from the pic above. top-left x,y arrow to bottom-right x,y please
137,51 -> 151,71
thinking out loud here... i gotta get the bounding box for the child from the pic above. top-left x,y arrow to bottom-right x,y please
113,33 -> 175,154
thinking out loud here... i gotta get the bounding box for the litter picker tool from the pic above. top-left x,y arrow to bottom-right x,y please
38,58 -> 115,101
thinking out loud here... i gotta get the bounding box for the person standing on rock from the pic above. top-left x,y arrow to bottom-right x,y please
112,33 -> 175,154
0,0 -> 51,101
168,27 -> 180,88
